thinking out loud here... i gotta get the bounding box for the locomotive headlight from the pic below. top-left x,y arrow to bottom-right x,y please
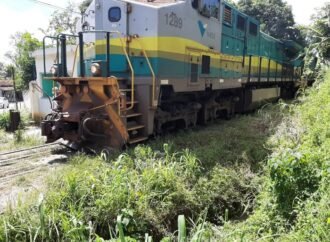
91,63 -> 101,76
50,65 -> 58,76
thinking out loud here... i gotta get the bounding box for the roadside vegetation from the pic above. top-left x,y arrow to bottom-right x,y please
0,0 -> 328,240
0,109 -> 44,152
1,70 -> 330,240
0,101 -> 283,241
214,69 -> 330,241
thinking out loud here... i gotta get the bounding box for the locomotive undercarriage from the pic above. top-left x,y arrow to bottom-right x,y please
155,88 -> 239,134
154,81 -> 294,134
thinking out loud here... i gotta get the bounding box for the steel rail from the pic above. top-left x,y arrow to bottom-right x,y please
0,142 -> 62,158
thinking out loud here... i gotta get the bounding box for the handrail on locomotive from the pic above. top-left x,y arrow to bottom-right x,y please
133,35 -> 157,108
42,30 -> 139,112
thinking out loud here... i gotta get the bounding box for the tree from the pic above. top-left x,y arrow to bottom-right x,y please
303,3 -> 330,78
4,65 -> 14,79
79,0 -> 93,13
0,62 -> 6,79
237,0 -> 303,43
6,32 -> 42,89
40,0 -> 95,44
40,2 -> 80,44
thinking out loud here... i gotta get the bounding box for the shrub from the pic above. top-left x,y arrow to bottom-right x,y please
0,111 -> 9,130
268,148 -> 321,219
0,144 -> 260,241
214,69 -> 330,241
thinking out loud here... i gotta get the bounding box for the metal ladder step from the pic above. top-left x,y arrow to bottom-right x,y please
116,77 -> 127,81
126,100 -> 138,105
120,89 -> 133,92
127,124 -> 145,132
128,136 -> 148,144
121,100 -> 138,106
121,113 -> 142,118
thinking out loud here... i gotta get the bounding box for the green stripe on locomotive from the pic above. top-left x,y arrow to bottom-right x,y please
84,53 -> 280,81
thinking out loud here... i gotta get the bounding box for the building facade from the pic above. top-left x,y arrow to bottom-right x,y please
31,45 -> 77,121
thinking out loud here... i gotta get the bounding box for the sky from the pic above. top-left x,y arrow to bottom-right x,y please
286,0 -> 328,25
0,0 -> 329,63
0,0 -> 81,63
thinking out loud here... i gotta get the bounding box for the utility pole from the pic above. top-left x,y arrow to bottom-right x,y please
12,66 -> 18,110
9,66 -> 20,132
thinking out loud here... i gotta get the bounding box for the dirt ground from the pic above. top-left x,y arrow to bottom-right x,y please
0,143 -> 69,213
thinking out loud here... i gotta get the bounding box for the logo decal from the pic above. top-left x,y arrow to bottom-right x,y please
198,20 -> 207,37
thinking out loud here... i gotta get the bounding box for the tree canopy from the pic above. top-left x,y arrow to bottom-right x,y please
79,0 -> 93,13
236,0 -> 303,43
6,32 -> 42,89
0,62 -> 7,79
40,1 -> 95,44
40,2 -> 79,43
303,3 -> 330,78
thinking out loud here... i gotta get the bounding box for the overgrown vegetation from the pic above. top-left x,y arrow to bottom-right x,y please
0,104 -> 283,241
0,111 -> 10,130
2,70 -> 330,240
0,129 -> 43,152
6,32 -> 41,90
0,108 -> 33,130
213,70 -> 330,241
0,110 -> 43,151
149,108 -> 281,171
2,71 -> 330,240
303,3 -> 330,79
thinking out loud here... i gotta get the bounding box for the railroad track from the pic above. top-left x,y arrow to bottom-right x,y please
0,142 -> 68,186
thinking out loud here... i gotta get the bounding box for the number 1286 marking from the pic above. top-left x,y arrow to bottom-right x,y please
165,12 -> 183,29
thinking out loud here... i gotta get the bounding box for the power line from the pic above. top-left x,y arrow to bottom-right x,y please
26,0 -> 82,15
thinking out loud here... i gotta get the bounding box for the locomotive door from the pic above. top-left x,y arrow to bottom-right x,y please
186,49 -> 201,85
103,0 -> 128,72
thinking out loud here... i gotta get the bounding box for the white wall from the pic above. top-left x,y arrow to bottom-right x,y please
31,45 -> 78,120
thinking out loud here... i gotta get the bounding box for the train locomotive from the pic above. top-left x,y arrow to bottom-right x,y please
41,0 -> 303,150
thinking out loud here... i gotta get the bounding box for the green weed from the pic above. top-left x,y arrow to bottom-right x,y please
0,143 -> 264,241
213,69 -> 330,241
0,111 -> 9,130
0,128 -> 44,152
0,92 -> 286,240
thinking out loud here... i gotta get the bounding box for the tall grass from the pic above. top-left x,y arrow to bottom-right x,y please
0,111 -> 9,130
214,70 -> 330,241
0,108 -> 32,130
0,128 -> 44,152
0,109 -> 43,152
0,145 -> 262,241
0,96 -> 285,240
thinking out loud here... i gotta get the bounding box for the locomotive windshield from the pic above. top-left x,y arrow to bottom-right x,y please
200,0 -> 219,18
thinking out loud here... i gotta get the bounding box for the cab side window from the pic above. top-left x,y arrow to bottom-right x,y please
108,7 -> 121,22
